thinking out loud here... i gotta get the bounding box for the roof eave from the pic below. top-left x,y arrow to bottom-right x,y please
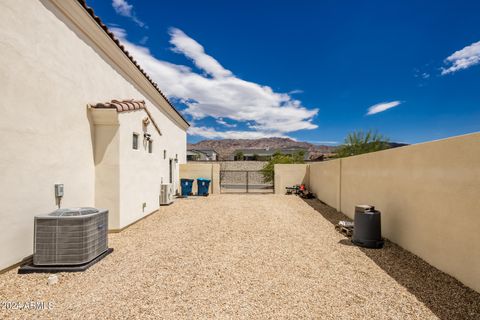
49,0 -> 189,130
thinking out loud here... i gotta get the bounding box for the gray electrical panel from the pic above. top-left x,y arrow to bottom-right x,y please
54,184 -> 64,197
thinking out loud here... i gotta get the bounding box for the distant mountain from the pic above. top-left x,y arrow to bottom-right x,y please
188,137 -> 337,160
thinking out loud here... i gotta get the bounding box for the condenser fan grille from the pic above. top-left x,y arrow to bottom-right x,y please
48,207 -> 99,216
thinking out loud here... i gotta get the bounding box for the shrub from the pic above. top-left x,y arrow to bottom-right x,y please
335,130 -> 390,158
261,151 -> 305,183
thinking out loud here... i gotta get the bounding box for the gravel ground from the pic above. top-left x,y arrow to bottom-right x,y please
1,195 -> 479,319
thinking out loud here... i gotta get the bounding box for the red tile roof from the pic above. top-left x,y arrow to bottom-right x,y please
93,99 -> 145,112
92,99 -> 162,135
77,0 -> 189,127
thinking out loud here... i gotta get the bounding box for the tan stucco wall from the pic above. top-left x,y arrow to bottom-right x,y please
338,133 -> 480,292
0,0 -> 186,270
280,133 -> 479,292
179,163 -> 220,194
212,164 -> 220,194
309,160 -> 341,209
274,164 -> 309,195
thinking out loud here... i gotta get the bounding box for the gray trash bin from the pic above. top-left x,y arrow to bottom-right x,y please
351,205 -> 384,248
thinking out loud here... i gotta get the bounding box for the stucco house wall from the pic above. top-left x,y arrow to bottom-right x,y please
0,0 -> 187,271
118,109 -> 184,229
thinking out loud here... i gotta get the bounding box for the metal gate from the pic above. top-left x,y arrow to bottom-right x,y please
220,170 -> 274,193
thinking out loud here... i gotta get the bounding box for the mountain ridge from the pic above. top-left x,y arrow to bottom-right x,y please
188,138 -> 337,160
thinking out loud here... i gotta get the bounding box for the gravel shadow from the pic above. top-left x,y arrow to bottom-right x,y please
302,198 -> 480,320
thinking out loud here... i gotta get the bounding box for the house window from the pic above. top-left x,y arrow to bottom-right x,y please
163,150 -> 166,159
132,133 -> 139,150
148,140 -> 153,153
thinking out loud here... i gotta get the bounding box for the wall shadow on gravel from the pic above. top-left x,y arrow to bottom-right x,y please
302,198 -> 480,320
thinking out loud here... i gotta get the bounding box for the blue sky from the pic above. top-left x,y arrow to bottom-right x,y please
89,0 -> 480,145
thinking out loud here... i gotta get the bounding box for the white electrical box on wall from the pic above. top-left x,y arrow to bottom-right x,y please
54,184 -> 64,197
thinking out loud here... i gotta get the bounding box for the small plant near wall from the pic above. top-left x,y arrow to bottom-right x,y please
261,151 -> 305,183
335,130 -> 390,158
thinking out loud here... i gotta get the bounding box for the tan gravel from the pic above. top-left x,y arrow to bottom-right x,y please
1,195 -> 479,319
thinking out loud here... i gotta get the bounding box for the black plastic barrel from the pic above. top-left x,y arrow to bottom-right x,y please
351,205 -> 384,248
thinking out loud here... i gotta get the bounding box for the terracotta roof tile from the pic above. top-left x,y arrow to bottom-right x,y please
92,99 -> 162,135
93,99 -> 145,112
77,0 -> 189,127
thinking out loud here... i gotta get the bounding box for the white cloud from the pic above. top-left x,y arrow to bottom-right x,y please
421,72 -> 430,79
110,26 -> 127,38
168,28 -> 232,78
112,0 -> 132,16
216,118 -> 237,128
366,101 -> 401,115
139,36 -> 149,45
288,89 -> 303,94
309,140 -> 338,145
188,127 -> 287,140
413,68 -> 430,81
111,0 -> 146,28
441,40 -> 480,75
110,27 -> 318,139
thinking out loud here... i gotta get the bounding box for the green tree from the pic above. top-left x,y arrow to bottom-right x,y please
261,151 -> 305,183
335,130 -> 390,158
234,151 -> 244,161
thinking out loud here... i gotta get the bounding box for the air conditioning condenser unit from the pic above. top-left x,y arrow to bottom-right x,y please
33,207 -> 108,266
160,183 -> 173,205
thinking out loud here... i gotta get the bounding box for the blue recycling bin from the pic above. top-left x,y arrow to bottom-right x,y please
180,178 -> 194,196
197,178 -> 211,196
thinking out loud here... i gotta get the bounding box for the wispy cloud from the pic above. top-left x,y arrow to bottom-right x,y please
309,140 -> 338,145
415,72 -> 430,79
288,89 -> 304,94
188,127 -> 288,139
441,40 -> 480,75
366,101 -> 401,115
169,28 -> 232,78
111,0 -> 146,28
216,118 -> 237,128
110,27 -> 318,139
139,36 -> 149,45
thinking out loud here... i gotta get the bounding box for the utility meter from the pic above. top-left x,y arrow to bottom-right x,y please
54,184 -> 64,197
